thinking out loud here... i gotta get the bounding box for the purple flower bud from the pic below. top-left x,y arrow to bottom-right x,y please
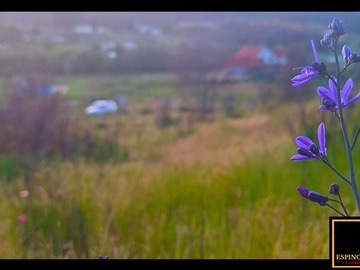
311,61 -> 327,73
322,98 -> 336,109
328,18 -> 345,36
353,55 -> 360,63
297,186 -> 329,206
329,183 -> 340,195
350,53 -> 358,61
342,45 -> 352,63
320,33 -> 332,47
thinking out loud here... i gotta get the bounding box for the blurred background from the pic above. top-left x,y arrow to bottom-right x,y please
0,11 -> 359,259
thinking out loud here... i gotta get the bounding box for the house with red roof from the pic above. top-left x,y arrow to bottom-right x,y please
224,45 -> 287,79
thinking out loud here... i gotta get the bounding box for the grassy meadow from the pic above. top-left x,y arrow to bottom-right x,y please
0,73 -> 359,259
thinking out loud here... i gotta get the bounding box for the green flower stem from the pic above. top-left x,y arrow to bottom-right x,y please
351,125 -> 360,151
325,203 -> 346,216
321,157 -> 351,185
333,41 -> 360,216
327,198 -> 350,217
337,193 -> 350,217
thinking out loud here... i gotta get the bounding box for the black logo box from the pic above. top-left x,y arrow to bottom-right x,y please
330,217 -> 360,268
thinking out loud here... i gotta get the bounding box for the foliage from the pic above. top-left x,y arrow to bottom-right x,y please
0,88 -> 129,184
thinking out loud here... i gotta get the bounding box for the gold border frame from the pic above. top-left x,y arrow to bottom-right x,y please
331,219 -> 360,268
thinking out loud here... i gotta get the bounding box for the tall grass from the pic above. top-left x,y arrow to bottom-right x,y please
0,108 -> 346,258
0,74 -> 357,258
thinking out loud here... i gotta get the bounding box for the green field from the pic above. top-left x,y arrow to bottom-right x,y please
0,73 -> 357,259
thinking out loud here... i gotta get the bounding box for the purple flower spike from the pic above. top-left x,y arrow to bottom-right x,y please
291,123 -> 326,161
297,186 -> 329,206
318,77 -> 360,112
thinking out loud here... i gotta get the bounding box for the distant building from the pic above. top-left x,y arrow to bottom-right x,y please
134,24 -> 162,36
74,24 -> 93,34
50,35 -> 65,43
95,25 -> 113,34
99,41 -> 118,59
176,20 -> 218,30
122,41 -> 138,50
74,24 -> 113,35
107,51 -> 117,59
226,45 -> 287,68
224,45 -> 287,79
100,41 -> 116,51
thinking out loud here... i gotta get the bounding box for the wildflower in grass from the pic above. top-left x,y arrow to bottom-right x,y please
297,186 -> 329,206
317,77 -> 360,112
291,123 -> 326,161
291,40 -> 326,87
20,190 -> 29,198
18,214 -> 27,223
297,185 -> 348,216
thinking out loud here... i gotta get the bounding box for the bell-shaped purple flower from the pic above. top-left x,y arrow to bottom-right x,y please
291,123 -> 326,161
291,40 -> 323,88
291,66 -> 320,87
297,186 -> 329,206
317,77 -> 360,112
